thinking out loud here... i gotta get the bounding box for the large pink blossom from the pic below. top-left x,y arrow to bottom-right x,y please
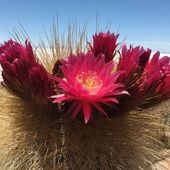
51,52 -> 128,123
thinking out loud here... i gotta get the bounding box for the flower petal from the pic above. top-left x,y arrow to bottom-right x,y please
92,102 -> 108,117
83,102 -> 91,123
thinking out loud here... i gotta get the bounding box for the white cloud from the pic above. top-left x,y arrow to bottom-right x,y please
128,37 -> 170,53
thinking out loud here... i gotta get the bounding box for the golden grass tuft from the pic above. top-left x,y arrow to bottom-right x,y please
35,22 -> 88,73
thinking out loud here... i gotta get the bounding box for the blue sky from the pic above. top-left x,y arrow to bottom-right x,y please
0,0 -> 170,53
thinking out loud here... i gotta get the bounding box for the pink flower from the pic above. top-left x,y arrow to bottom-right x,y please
140,52 -> 170,97
51,52 -> 128,123
122,51 -> 170,108
155,55 -> 170,97
0,40 -> 53,104
156,77 -> 170,97
117,44 -> 151,86
0,40 -> 36,76
0,40 -> 36,92
89,32 -> 119,63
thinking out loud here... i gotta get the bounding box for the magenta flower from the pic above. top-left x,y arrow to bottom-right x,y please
89,32 -> 119,63
155,56 -> 170,97
139,52 -> 170,97
51,52 -> 128,123
117,44 -> 151,86
156,77 -> 170,97
0,40 -> 53,104
0,40 -> 36,66
0,40 -> 36,92
120,51 -> 170,109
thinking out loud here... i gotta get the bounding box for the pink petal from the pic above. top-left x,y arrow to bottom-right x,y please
82,102 -> 91,123
67,101 -> 78,113
147,51 -> 160,71
71,102 -> 82,119
106,90 -> 129,96
52,95 -> 74,103
92,102 -> 108,117
50,94 -> 65,98
102,102 -> 118,111
100,97 -> 119,103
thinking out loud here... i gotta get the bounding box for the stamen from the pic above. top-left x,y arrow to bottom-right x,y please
76,71 -> 103,95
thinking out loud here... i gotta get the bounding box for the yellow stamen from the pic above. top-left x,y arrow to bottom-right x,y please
76,71 -> 103,95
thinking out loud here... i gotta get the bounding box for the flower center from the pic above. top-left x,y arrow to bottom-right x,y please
76,71 -> 103,95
